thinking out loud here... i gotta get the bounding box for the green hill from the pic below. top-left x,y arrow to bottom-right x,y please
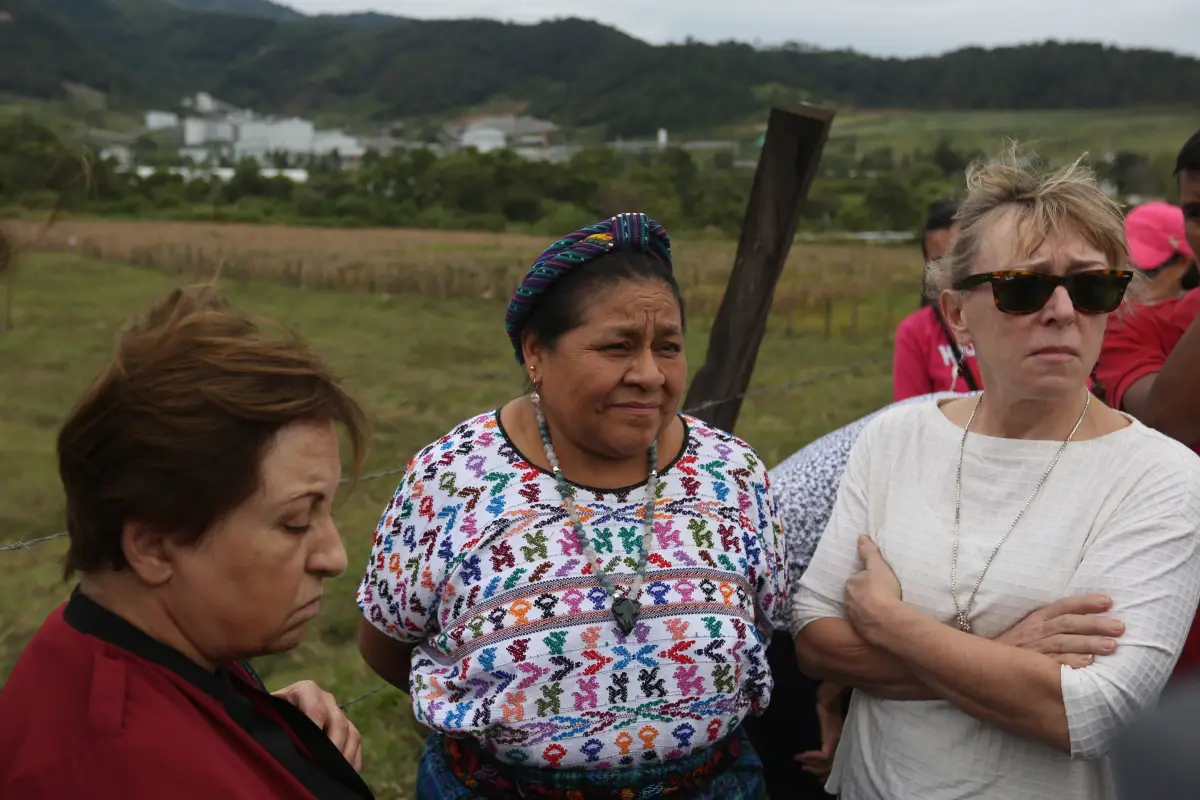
168,0 -> 301,21
0,2 -> 156,106
3,0 -> 1198,136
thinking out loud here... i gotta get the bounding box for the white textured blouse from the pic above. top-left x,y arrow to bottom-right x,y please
793,399 -> 1200,800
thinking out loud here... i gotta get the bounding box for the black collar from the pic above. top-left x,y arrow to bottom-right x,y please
63,586 -> 374,800
64,585 -> 240,692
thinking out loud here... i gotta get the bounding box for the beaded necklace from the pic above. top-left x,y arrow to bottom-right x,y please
531,392 -> 657,635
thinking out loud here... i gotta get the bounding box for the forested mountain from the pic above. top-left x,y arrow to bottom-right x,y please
167,0 -> 303,21
3,0 -> 1198,136
0,3 -> 150,104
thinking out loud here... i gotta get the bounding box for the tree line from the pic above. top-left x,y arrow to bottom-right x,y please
0,116 -> 1183,238
5,0 -> 1200,137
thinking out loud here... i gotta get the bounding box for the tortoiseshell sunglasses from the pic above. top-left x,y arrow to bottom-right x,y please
952,269 -> 1133,315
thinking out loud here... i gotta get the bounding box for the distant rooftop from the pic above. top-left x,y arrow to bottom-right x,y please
450,114 -> 557,138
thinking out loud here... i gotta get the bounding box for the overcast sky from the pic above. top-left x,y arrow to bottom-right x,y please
286,0 -> 1199,57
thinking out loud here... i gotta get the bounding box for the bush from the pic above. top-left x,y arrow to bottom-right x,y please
334,194 -> 374,222
18,191 -> 62,210
533,202 -> 599,236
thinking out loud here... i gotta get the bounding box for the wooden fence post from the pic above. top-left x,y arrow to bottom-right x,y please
682,105 -> 835,431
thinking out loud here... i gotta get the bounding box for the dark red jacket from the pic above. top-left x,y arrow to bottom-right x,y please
0,589 -> 374,799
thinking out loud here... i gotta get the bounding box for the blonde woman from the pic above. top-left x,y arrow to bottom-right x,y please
793,150 -> 1200,799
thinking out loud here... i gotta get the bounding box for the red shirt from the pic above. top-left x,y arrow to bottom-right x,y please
892,306 -> 983,401
1096,289 -> 1200,678
1096,289 -> 1200,430
0,591 -> 373,800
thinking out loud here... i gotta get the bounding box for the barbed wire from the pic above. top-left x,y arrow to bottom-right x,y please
0,466 -> 410,553
338,683 -> 391,710
0,353 -> 891,711
354,467 -> 407,484
682,354 -> 891,414
0,531 -> 71,552
0,353 -> 890,556
337,356 -> 894,711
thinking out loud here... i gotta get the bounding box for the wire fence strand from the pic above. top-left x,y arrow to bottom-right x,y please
0,353 -> 890,555
0,531 -> 70,552
682,354 -> 891,414
0,466 -> 411,553
1,354 -> 892,710
334,356 -> 894,712
338,683 -> 391,710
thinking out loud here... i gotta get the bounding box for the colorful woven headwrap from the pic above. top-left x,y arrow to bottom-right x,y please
505,212 -> 673,363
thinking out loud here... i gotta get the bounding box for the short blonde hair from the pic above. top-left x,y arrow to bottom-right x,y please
925,145 -> 1130,301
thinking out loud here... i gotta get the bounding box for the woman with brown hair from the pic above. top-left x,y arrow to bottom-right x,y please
0,285 -> 375,800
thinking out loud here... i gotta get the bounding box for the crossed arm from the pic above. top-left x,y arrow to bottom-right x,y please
796,585 -> 1115,695
795,522 -> 1198,758
794,544 -> 1089,753
793,427 -> 1200,760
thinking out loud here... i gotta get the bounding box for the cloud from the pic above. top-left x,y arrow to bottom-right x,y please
286,0 -> 1200,57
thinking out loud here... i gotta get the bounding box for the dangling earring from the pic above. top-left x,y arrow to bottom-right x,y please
949,361 -> 961,393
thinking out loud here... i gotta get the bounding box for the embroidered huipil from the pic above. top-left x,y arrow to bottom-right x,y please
357,412 -> 788,770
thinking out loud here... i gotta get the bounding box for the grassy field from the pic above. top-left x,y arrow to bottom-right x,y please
4,218 -> 921,328
826,108 -> 1198,161
0,245 -> 904,798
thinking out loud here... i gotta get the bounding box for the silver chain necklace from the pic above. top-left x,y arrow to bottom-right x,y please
950,392 -> 1090,633
530,392 -> 657,636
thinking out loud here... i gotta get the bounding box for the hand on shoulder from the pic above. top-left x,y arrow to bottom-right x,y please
272,680 -> 363,772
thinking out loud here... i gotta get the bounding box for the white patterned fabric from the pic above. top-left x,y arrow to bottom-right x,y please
793,399 -> 1200,800
768,391 -> 968,634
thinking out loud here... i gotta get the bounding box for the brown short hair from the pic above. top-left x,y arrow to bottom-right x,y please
58,284 -> 370,577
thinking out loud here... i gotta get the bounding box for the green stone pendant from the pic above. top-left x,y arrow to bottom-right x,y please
612,596 -> 641,636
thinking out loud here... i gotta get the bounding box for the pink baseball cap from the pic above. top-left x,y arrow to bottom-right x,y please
1126,202 -> 1194,271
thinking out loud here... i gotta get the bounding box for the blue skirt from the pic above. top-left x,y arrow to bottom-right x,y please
415,726 -> 768,800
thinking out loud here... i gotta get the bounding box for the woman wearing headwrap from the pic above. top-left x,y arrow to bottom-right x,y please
356,213 -> 788,799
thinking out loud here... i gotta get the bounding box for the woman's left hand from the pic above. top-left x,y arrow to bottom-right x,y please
844,536 -> 903,646
273,680 -> 364,772
795,681 -> 847,782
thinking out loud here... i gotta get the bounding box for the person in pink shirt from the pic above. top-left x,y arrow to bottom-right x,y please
892,198 -> 983,400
